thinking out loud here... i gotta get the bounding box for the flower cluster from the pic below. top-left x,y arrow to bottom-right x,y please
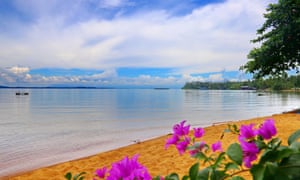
65,118 -> 300,180
165,120 -> 222,156
238,119 -> 277,168
162,118 -> 300,180
94,155 -> 151,180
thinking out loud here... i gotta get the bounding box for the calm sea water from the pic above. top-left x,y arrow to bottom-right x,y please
1,89 -> 299,177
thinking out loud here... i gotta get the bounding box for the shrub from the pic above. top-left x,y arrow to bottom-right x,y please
66,119 -> 300,180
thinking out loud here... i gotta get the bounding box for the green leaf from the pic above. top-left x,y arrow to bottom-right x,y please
213,152 -> 226,168
279,152 -> 300,178
164,173 -> 180,180
210,170 -> 226,180
280,152 -> 300,166
226,143 -> 243,166
259,149 -> 276,164
182,175 -> 189,180
232,124 -> 239,133
189,163 -> 199,180
73,172 -> 86,180
263,162 -> 277,178
259,147 -> 294,164
255,139 -> 267,150
198,167 -> 210,180
152,176 -> 163,180
290,141 -> 300,151
250,164 -> 265,180
64,172 -> 72,180
288,129 -> 300,146
225,162 -> 240,171
230,176 -> 245,180
277,148 -> 295,160
227,124 -> 240,134
194,151 -> 208,161
268,138 -> 281,150
264,162 -> 289,180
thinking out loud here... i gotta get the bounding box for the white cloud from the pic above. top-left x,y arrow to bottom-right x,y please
0,65 -> 250,87
0,66 -> 184,87
182,74 -> 205,82
0,0 -> 276,85
98,0 -> 131,8
208,73 -> 224,82
0,66 -> 31,84
8,66 -> 30,74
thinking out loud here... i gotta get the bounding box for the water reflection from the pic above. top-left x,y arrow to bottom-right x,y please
1,89 -> 300,177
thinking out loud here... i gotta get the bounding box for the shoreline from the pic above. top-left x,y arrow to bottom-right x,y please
3,113 -> 300,180
2,88 -> 299,179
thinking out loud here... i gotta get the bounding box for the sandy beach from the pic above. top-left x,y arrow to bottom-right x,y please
3,113 -> 300,180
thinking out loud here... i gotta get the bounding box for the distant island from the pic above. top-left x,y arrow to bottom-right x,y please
182,74 -> 300,91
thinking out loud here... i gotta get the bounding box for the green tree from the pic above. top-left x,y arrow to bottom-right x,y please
241,0 -> 300,78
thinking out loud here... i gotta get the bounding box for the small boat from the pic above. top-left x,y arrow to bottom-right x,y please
16,92 -> 29,95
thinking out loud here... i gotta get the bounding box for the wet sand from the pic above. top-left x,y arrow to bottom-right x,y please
3,113 -> 300,180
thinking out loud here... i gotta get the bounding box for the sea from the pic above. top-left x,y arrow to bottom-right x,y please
0,88 -> 299,177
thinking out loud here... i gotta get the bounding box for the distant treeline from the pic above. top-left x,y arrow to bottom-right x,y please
182,74 -> 300,91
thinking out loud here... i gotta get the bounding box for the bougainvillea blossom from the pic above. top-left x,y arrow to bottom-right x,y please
239,124 -> 257,140
257,119 -> 277,140
173,120 -> 190,136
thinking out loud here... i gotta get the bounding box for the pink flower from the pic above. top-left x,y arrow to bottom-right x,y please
239,140 -> 259,168
194,127 -> 205,138
257,119 -> 277,140
95,167 -> 107,178
165,134 -> 179,149
176,137 -> 190,155
107,155 -> 151,180
211,141 -> 223,152
173,120 -> 190,136
239,124 -> 257,140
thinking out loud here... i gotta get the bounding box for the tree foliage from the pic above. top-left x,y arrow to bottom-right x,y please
241,0 -> 300,78
182,74 -> 300,90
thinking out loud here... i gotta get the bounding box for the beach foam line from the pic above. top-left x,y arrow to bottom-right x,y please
4,113 -> 300,180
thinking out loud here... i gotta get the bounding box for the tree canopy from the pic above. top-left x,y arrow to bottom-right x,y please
182,74 -> 300,90
241,0 -> 300,78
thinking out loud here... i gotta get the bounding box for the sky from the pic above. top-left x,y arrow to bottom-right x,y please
0,0 -> 276,88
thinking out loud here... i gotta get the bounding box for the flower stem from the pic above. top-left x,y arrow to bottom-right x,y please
221,169 -> 249,180
280,165 -> 300,169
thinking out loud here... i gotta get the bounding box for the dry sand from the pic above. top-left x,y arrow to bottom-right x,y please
3,113 -> 300,180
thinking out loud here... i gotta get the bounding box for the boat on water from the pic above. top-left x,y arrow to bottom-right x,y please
16,92 -> 29,95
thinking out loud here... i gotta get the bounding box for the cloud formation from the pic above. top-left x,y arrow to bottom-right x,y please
0,0 -> 276,86
0,66 -> 250,88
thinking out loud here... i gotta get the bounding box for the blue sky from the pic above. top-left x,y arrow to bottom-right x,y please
0,0 -> 275,87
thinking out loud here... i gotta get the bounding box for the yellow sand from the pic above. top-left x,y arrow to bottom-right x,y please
3,113 -> 300,180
